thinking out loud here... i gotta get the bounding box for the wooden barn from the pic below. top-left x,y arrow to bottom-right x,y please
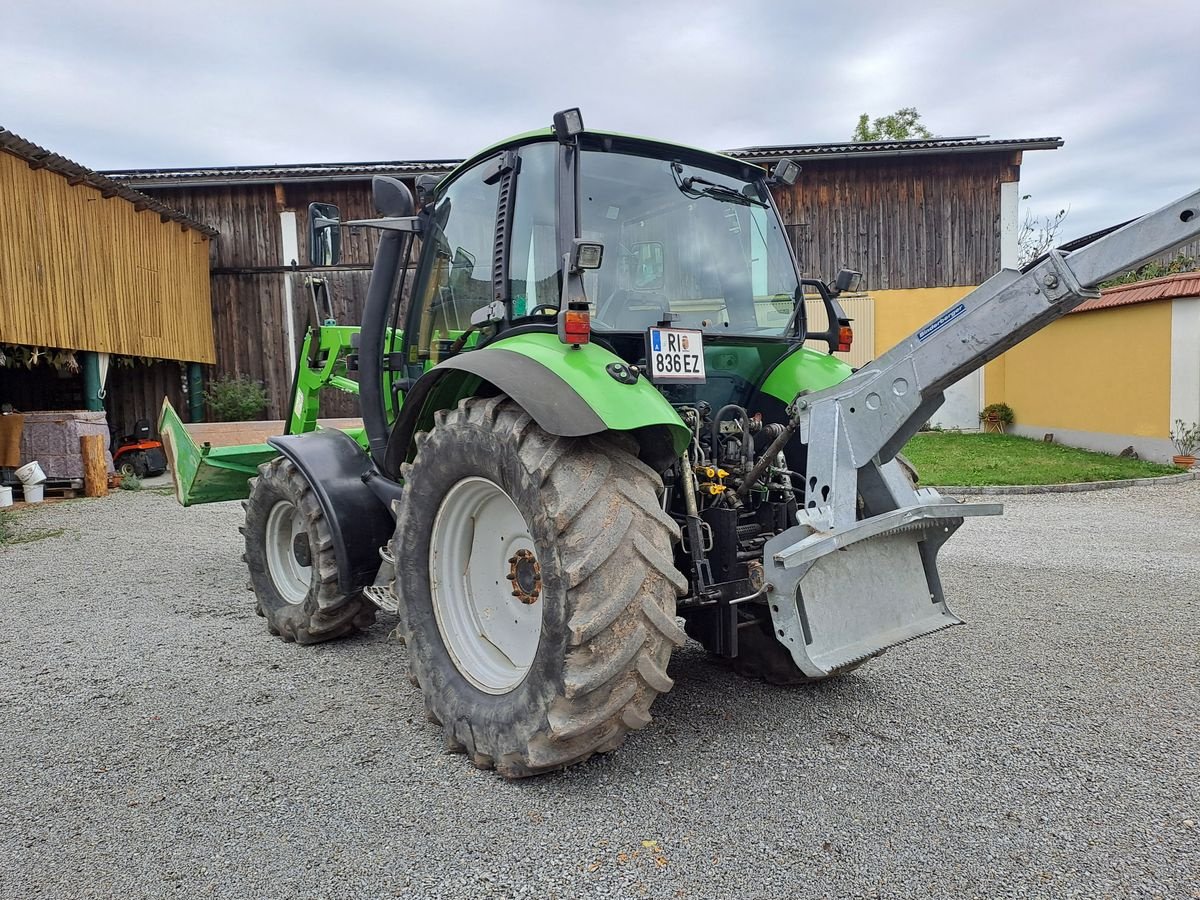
0,128 -> 214,481
106,133 -> 1062,427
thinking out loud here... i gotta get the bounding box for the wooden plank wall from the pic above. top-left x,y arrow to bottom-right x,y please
147,180 -> 419,418
773,152 -> 1016,291
0,150 -> 214,362
104,360 -> 188,436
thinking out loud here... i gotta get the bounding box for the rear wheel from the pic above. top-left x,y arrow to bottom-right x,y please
242,456 -> 375,643
392,396 -> 687,777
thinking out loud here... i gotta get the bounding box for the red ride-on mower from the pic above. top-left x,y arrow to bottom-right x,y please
112,419 -> 168,478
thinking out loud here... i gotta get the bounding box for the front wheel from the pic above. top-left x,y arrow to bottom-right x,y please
118,451 -> 148,478
242,457 -> 376,643
392,396 -> 687,777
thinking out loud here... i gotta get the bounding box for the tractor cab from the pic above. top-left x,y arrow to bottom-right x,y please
396,115 -> 854,419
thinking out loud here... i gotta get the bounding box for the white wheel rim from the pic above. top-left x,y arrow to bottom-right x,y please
430,476 -> 543,694
265,500 -> 311,605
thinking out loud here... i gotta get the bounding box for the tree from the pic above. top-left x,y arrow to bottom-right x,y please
1017,204 -> 1068,267
851,107 -> 933,142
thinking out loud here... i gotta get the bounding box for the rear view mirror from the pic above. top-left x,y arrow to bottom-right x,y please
308,202 -> 341,266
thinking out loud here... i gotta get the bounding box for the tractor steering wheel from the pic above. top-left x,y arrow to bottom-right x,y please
527,304 -> 559,317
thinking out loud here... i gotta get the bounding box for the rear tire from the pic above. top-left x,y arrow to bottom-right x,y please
242,456 -> 376,644
391,396 -> 686,777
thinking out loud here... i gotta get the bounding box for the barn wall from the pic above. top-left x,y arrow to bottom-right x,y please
772,151 -> 1019,291
0,150 -> 214,363
142,180 -> 419,418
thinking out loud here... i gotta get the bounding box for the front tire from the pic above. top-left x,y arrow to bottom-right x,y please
392,396 -> 687,777
119,451 -> 149,478
242,456 -> 376,644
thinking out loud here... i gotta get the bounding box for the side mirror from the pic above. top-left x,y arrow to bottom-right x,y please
308,202 -> 341,266
831,268 -> 863,295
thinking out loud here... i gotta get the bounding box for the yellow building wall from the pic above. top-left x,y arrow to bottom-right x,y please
0,149 -> 215,363
1001,301 -> 1172,438
867,285 -> 1173,439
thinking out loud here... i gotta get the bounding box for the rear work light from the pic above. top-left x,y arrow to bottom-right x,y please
558,301 -> 591,346
837,323 -> 853,353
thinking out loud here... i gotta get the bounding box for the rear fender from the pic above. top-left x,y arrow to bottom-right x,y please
384,332 -> 689,475
268,430 -> 398,595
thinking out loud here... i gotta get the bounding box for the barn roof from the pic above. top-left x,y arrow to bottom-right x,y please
725,135 -> 1064,163
0,128 -> 219,237
105,159 -> 461,188
103,135 -> 1062,189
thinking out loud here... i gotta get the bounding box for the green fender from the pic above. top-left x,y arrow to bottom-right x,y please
758,346 -> 854,405
385,331 -> 691,472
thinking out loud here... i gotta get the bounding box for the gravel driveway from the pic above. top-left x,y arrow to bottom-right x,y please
2,483 -> 1196,899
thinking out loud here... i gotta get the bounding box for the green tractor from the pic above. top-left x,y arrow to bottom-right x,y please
162,109 -> 1200,776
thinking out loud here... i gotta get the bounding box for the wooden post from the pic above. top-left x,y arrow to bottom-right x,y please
80,434 -> 108,498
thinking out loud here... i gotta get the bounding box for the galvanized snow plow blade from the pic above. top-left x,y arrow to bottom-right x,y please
766,187 -> 1200,676
765,486 -> 1001,677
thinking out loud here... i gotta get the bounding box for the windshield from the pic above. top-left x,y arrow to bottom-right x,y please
579,149 -> 802,337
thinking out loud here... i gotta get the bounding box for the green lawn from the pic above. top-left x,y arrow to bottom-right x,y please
901,432 -> 1183,486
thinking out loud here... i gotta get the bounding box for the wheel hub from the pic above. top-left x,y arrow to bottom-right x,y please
292,533 -> 312,568
264,500 -> 311,606
507,549 -> 542,604
430,477 -> 543,695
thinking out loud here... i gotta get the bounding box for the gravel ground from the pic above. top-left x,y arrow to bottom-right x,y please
1,483 -> 1197,899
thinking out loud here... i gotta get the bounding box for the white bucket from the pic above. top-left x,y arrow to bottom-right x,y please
15,461 -> 47,485
22,483 -> 44,503
0,485 -> 11,508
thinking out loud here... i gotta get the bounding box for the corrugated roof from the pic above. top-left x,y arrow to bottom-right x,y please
104,135 -> 1063,188
725,136 -> 1064,162
106,159 -> 460,188
0,128 -> 218,236
1072,271 -> 1200,313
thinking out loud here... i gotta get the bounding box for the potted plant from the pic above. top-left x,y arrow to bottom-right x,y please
979,402 -> 1015,433
1170,419 -> 1200,468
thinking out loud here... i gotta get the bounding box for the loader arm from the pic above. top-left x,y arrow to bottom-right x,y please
766,189 -> 1200,677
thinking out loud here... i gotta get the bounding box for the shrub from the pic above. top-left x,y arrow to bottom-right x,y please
1170,420 -> 1200,456
979,403 -> 1015,425
120,473 -> 143,491
203,375 -> 268,422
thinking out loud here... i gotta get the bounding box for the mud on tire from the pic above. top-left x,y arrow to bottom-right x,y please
242,456 -> 376,644
391,396 -> 687,778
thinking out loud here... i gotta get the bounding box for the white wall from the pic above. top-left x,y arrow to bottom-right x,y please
1170,296 -> 1200,435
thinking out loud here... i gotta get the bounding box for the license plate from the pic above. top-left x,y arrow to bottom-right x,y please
646,327 -> 706,383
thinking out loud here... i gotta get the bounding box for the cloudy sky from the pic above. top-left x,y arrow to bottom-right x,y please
2,0 -> 1196,240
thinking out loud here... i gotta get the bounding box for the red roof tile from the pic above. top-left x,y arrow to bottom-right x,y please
1072,271 -> 1200,313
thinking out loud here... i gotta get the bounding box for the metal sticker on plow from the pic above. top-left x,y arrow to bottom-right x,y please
646,327 -> 706,384
917,302 -> 966,342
